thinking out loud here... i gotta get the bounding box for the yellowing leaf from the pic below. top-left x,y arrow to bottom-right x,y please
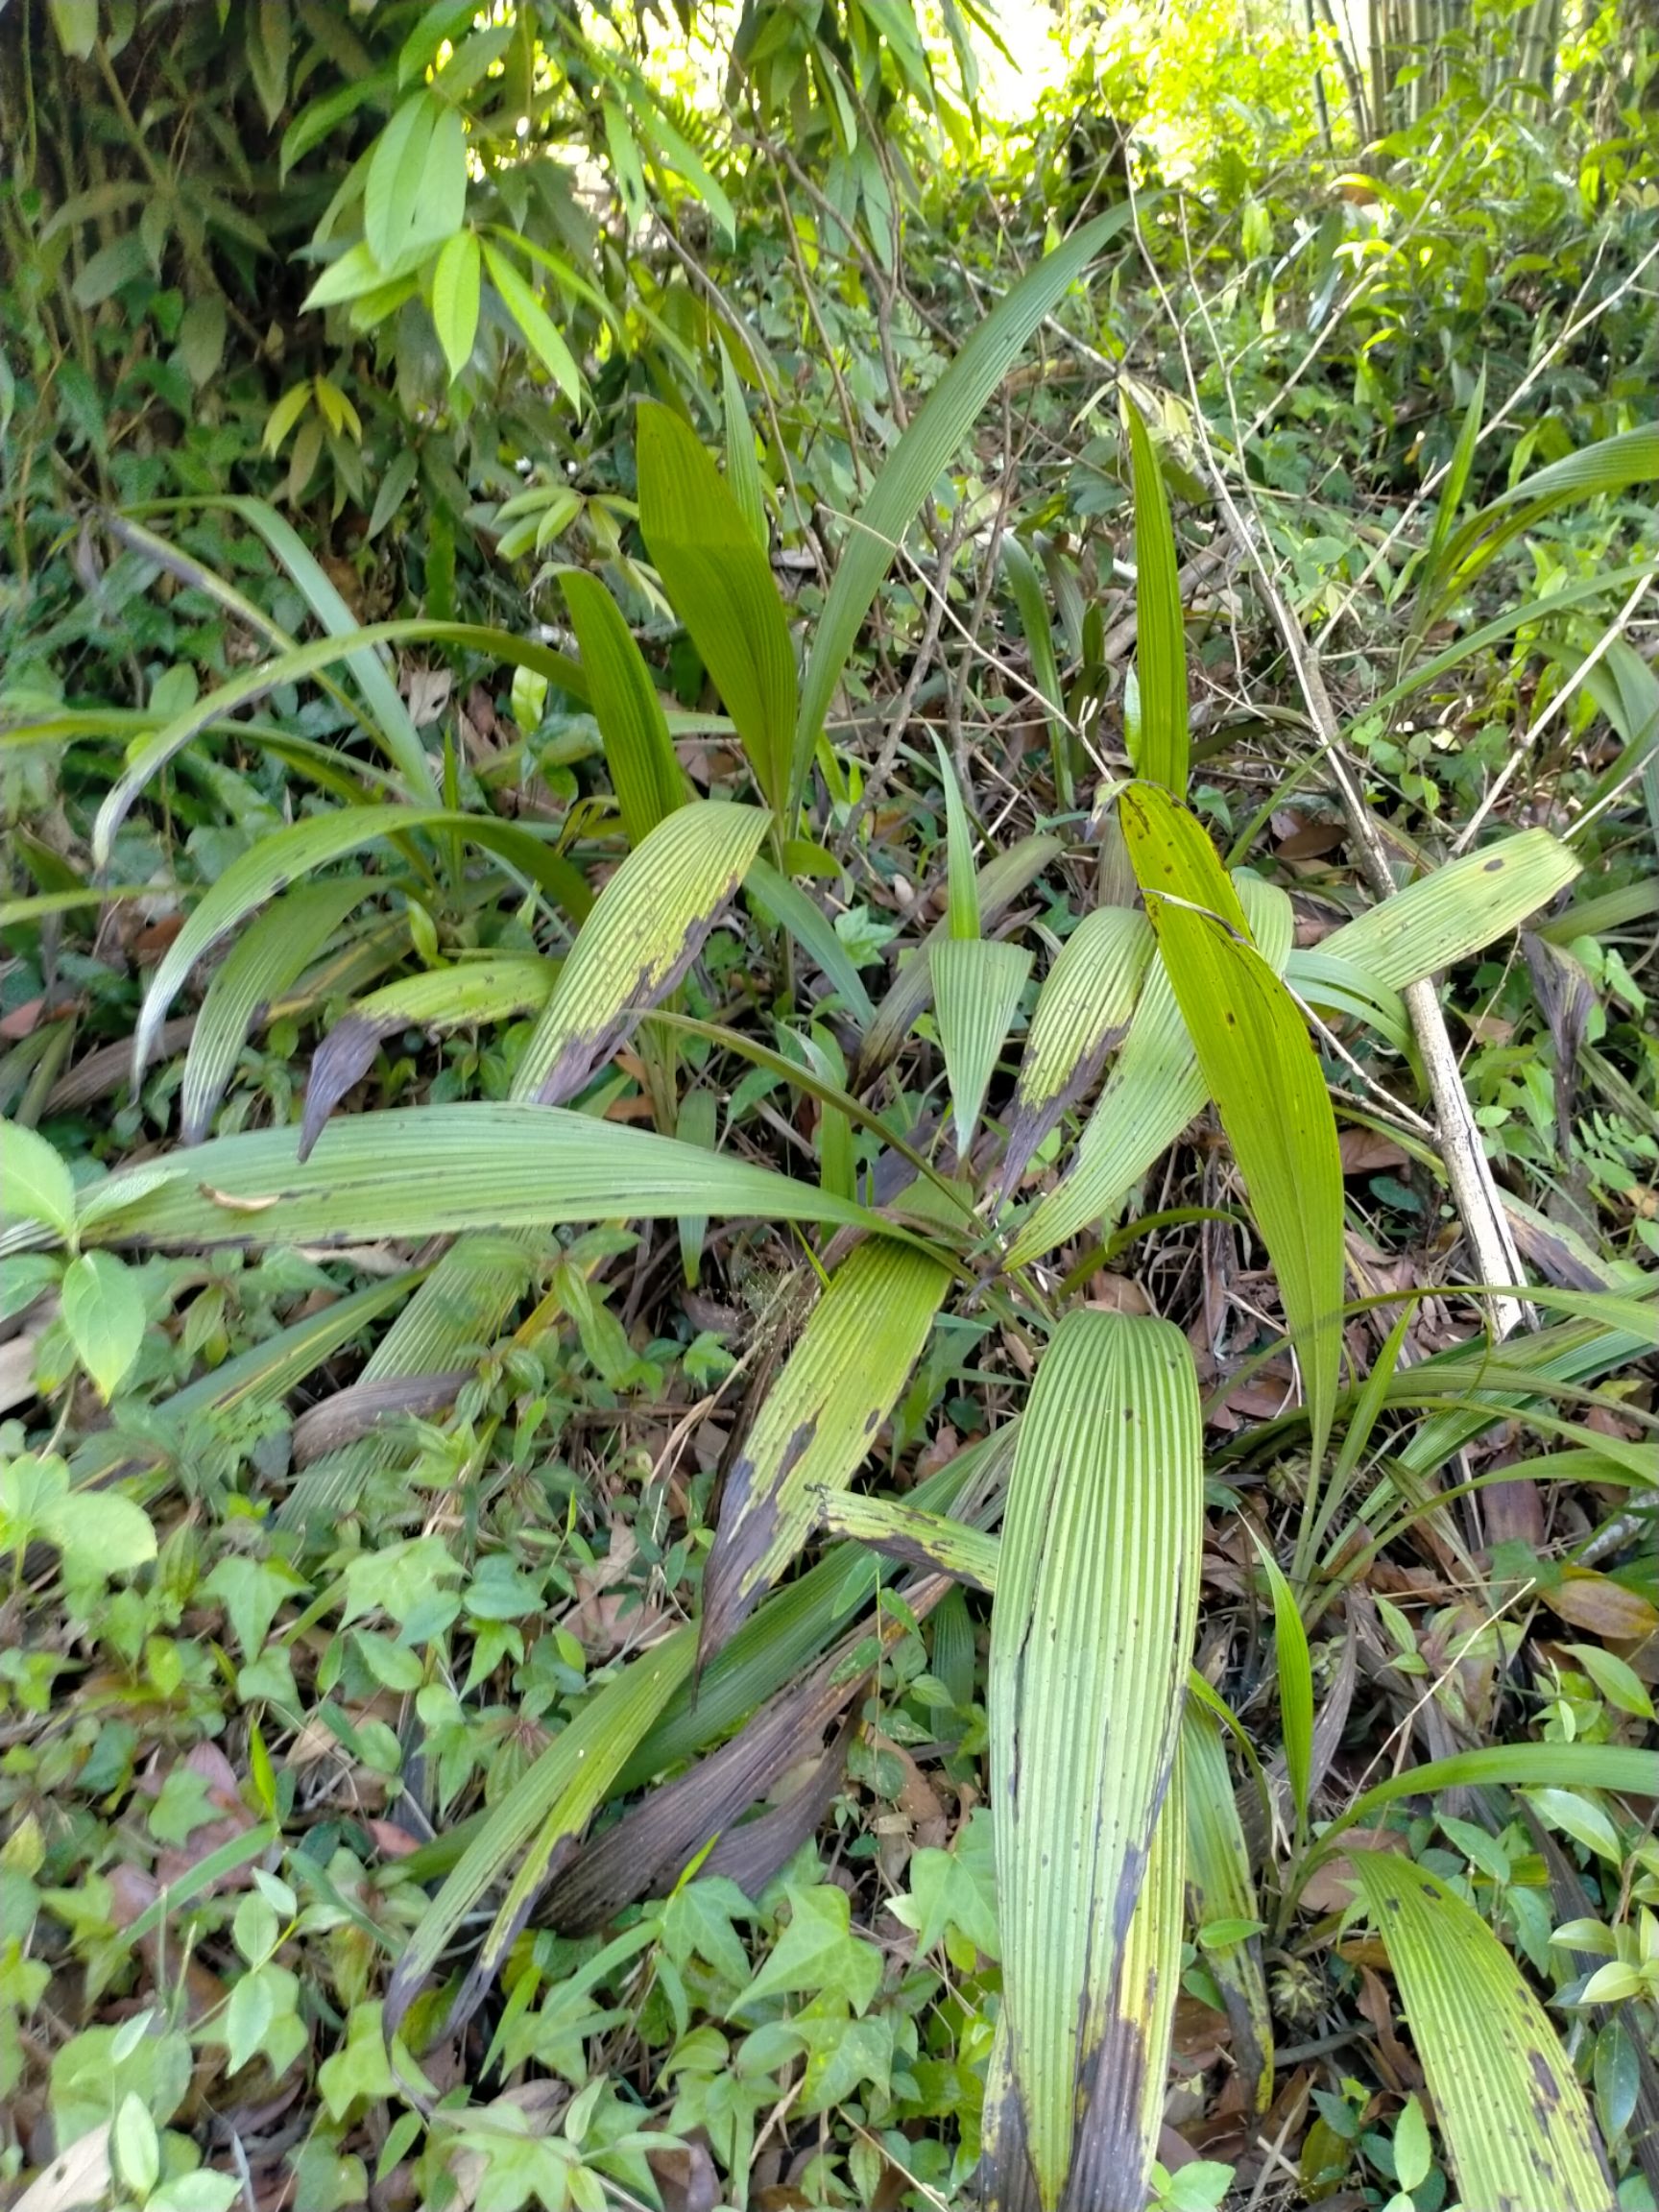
1319,828 -> 1581,989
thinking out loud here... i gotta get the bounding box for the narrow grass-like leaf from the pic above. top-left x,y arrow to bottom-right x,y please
561,570 -> 687,847
1124,787 -> 1344,1466
858,833 -> 1062,1084
1006,872 -> 1289,1268
1253,1545 -> 1312,1830
932,938 -> 1032,1160
1438,422 -> 1659,607
1313,1743 -> 1658,1863
1319,829 -> 1580,990
700,1238 -> 952,1661
795,204 -> 1134,806
385,1627 -> 696,2039
1417,363 -> 1485,604
481,239 -> 582,402
637,402 -> 798,815
181,879 -> 369,1144
744,860 -> 876,1025
999,537 -> 1070,803
132,805 -> 589,1084
512,801 -> 769,1104
47,1105 -> 885,1257
933,734 -> 982,942
998,906 -> 1155,1200
1124,401 -> 1188,794
1349,1850 -> 1616,2212
1182,1703 -> 1272,2111
987,1310 -> 1203,2212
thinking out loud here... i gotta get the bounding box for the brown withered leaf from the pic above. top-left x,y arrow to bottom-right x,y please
1542,1571 -> 1659,1642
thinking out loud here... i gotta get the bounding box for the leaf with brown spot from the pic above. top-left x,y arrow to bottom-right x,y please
700,1238 -> 951,1663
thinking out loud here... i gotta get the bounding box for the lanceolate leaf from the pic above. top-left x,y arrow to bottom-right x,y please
637,402 -> 798,816
987,1310 -> 1203,2212
1124,786 -> 1344,1467
39,1104 -> 886,1256
561,569 -> 688,847
1317,828 -> 1580,990
131,806 -> 589,1085
1006,871 -> 1290,1269
431,229 -> 482,383
795,204 -> 1134,808
932,938 -> 1032,1160
512,801 -> 769,1104
181,878 -> 370,1144
385,1627 -> 697,2039
1181,1703 -> 1273,2112
1124,400 -> 1189,794
700,1238 -> 952,1662
1349,1851 -> 1616,2212
481,239 -> 582,401
998,906 -> 1155,1201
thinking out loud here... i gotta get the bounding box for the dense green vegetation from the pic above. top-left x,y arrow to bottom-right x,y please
2,2 -> 1657,2209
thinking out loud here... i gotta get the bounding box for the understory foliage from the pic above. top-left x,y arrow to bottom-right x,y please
1,3 -> 1657,2210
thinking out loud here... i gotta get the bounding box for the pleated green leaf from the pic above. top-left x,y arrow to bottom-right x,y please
795,203 -> 1134,807
987,1310 -> 1203,2212
1349,1851 -> 1616,2212
132,805 -> 590,1085
1181,1703 -> 1273,2112
23,1105 -> 884,1257
858,833 -> 1062,1084
701,1238 -> 952,1661
1124,786 -> 1344,1466
932,937 -> 1033,1160
998,906 -> 1155,1200
386,1626 -> 697,2040
814,1490 -> 1001,1592
1006,871 -> 1290,1268
180,878 -> 370,1144
1317,828 -> 1580,991
561,569 -> 687,848
1124,401 -> 1188,794
637,402 -> 798,815
513,801 -> 768,1104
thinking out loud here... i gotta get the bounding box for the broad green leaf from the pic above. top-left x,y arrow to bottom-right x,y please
858,833 -> 1062,1083
181,879 -> 369,1144
637,402 -> 798,816
511,802 -> 769,1104
988,1310 -> 1202,2212
60,1250 -> 147,1402
998,906 -> 1155,1200
364,94 -> 439,271
53,1105 -> 884,1256
481,241 -> 582,401
1124,401 -> 1188,793
1350,1851 -> 1615,2212
1,1119 -> 77,1239
1124,786 -> 1344,1466
796,204 -> 1134,809
1006,870 -> 1290,1268
1319,829 -> 1580,991
48,0 -> 98,60
701,1238 -> 952,1659
561,570 -> 687,847
385,1626 -> 696,2037
1182,1703 -> 1272,2111
131,805 -> 589,1084
931,938 -> 1032,1158
430,230 -> 481,383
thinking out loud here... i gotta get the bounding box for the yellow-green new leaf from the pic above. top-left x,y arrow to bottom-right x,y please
430,230 -> 481,383
1350,1850 -> 1616,2212
701,1238 -> 952,1662
513,802 -> 769,1104
1124,401 -> 1189,794
932,937 -> 1032,1160
562,570 -> 687,847
987,1310 -> 1203,2212
481,240 -> 582,403
998,906 -> 1155,1201
1318,828 -> 1580,990
637,402 -> 798,815
1124,787 -> 1344,1466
